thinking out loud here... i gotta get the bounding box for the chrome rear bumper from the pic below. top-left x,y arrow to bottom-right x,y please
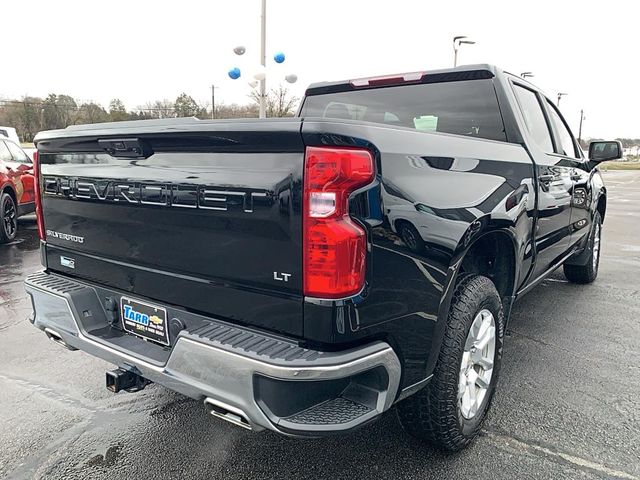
25,271 -> 401,435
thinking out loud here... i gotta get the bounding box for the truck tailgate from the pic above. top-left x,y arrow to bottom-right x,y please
36,119 -> 304,337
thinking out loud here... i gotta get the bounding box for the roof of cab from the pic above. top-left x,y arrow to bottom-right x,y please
305,64 -> 503,96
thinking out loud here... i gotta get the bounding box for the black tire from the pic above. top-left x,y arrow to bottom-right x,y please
563,212 -> 602,284
398,221 -> 425,254
0,192 -> 18,244
397,275 -> 505,452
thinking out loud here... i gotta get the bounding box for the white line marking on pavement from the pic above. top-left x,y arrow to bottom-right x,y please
487,430 -> 639,480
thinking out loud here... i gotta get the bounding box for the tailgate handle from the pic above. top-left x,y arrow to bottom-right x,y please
98,138 -> 153,158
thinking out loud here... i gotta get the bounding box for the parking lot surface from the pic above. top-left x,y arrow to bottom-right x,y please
1,170 -> 639,480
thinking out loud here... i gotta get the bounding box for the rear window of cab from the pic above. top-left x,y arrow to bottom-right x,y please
300,79 -> 507,142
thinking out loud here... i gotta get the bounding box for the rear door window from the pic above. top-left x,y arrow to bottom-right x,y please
512,85 -> 554,152
301,79 -> 507,142
545,101 -> 579,158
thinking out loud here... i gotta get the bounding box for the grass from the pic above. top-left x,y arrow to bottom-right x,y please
599,161 -> 640,171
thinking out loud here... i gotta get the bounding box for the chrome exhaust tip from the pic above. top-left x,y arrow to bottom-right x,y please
204,398 -> 252,430
44,328 -> 77,351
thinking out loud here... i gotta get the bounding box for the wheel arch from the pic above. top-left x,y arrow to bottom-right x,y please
391,217 -> 417,235
422,221 -> 519,381
596,192 -> 606,224
456,229 -> 518,300
393,218 -> 412,231
1,183 -> 17,204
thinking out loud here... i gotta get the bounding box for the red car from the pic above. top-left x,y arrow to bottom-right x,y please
0,138 -> 35,243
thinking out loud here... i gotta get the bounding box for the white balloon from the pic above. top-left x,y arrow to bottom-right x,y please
253,71 -> 266,81
233,46 -> 246,55
285,74 -> 298,84
248,80 -> 258,88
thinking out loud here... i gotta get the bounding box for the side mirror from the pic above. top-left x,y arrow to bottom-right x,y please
588,140 -> 623,162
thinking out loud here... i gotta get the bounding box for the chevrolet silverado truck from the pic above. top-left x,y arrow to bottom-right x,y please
25,65 -> 622,451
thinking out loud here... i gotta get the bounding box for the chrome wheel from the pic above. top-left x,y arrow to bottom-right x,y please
592,222 -> 601,271
458,309 -> 496,420
2,196 -> 17,239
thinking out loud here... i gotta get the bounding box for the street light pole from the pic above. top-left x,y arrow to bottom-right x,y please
453,42 -> 459,68
228,0 -> 295,118
557,92 -> 568,106
453,36 -> 475,67
259,0 -> 267,118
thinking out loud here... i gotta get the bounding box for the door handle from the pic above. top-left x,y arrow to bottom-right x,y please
570,174 -> 582,181
539,174 -> 554,183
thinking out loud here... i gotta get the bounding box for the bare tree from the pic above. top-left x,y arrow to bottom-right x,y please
43,94 -> 77,130
77,102 -> 110,124
140,100 -> 175,119
212,103 -> 259,119
0,85 -> 304,143
250,85 -> 299,117
0,97 -> 44,142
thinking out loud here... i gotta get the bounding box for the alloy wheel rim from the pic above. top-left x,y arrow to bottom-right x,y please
458,309 -> 496,420
402,227 -> 417,250
592,223 -> 601,271
3,197 -> 16,238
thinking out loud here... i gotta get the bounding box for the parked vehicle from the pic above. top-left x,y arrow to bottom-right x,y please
0,138 -> 35,243
25,64 -> 621,450
0,126 -> 20,145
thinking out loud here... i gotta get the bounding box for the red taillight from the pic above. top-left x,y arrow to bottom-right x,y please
303,147 -> 374,298
32,151 -> 45,240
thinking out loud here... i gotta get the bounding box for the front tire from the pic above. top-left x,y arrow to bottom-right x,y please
563,212 -> 602,284
0,193 -> 18,244
398,222 -> 425,254
397,275 -> 505,452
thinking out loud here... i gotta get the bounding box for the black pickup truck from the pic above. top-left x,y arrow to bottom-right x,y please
26,64 -> 622,451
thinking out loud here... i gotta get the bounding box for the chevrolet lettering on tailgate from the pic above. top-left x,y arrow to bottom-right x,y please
42,176 -> 270,212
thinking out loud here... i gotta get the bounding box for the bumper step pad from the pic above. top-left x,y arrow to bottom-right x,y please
285,397 -> 373,425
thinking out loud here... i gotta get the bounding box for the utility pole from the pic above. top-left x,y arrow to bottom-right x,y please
211,84 -> 215,119
259,0 -> 267,118
578,109 -> 584,145
210,84 -> 219,119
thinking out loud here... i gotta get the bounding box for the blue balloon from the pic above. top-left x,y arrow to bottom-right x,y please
273,52 -> 285,64
228,67 -> 241,80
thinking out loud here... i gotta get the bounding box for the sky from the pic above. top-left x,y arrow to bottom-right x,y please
1,0 -> 638,139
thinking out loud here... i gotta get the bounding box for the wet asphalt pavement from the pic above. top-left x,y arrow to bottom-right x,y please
1,170 -> 639,480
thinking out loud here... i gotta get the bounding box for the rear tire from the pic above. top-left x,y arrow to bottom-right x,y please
397,275 -> 505,452
563,212 -> 602,284
0,193 -> 18,244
